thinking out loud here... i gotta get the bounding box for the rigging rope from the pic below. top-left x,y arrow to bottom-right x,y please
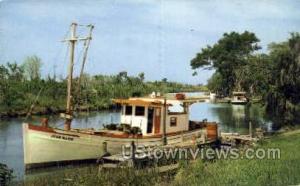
22,25 -> 94,127
23,27 -> 72,123
24,87 -> 44,122
73,41 -> 87,111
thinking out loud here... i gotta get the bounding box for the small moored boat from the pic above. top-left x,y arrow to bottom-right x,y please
230,91 -> 249,105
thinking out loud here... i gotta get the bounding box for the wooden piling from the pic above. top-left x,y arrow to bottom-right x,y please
249,121 -> 253,138
103,141 -> 108,154
128,141 -> 136,167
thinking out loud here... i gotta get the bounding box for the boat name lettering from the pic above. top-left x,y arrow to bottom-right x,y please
51,134 -> 74,141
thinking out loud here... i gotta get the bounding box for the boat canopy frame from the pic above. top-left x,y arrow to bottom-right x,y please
112,98 -> 172,107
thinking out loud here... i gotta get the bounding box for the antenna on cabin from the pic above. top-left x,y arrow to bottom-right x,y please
162,97 -> 167,145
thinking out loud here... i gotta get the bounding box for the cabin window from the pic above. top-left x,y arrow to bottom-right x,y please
170,117 -> 177,127
125,106 -> 133,115
168,103 -> 186,115
135,106 -> 145,116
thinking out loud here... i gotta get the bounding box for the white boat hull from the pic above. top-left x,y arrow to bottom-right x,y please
23,123 -> 204,169
231,100 -> 248,105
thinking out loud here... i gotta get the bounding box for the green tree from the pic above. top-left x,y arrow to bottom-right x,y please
138,72 -> 145,82
22,55 -> 42,80
191,31 -> 261,95
266,33 -> 300,120
238,54 -> 271,96
162,78 -> 167,83
207,72 -> 223,94
0,62 -> 25,111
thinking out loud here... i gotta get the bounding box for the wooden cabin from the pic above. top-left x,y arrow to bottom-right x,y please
113,97 -> 195,136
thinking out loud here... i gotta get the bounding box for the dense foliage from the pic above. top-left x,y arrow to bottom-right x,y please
266,34 -> 300,121
0,59 -> 204,117
0,163 -> 13,186
191,32 -> 300,122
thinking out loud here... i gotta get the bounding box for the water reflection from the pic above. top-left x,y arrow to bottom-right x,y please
189,103 -> 272,134
0,118 -> 24,179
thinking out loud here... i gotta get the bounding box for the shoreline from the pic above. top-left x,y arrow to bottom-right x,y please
0,98 -> 264,119
0,91 -> 208,119
0,105 -> 118,119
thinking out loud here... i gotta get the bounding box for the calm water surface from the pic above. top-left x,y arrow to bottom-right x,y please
0,101 -> 274,178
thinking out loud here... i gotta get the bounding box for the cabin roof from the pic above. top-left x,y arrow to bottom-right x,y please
232,91 -> 246,95
112,97 -> 197,107
112,98 -> 171,107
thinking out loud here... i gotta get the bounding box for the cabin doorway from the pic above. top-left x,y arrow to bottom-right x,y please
147,107 -> 154,133
154,108 -> 161,134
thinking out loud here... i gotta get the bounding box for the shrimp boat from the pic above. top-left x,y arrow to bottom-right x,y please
23,23 -> 217,170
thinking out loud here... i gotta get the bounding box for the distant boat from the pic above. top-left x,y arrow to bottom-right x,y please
22,23 -> 217,170
230,91 -> 249,105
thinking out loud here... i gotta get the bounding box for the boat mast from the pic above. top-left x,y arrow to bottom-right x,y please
62,23 -> 94,130
64,23 -> 77,130
78,25 -> 94,86
76,25 -> 94,111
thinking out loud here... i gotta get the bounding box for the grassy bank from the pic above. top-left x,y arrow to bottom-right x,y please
13,130 -> 300,186
15,166 -> 175,186
174,131 -> 300,185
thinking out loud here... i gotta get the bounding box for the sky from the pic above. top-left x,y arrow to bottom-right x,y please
0,0 -> 299,84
